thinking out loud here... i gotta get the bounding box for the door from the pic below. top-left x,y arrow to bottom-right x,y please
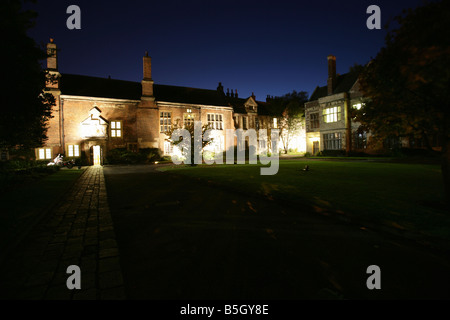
93,145 -> 101,165
313,141 -> 319,155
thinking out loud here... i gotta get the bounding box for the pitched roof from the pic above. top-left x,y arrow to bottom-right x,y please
154,84 -> 228,106
60,73 -> 141,100
59,73 -> 271,114
59,73 -> 229,106
309,72 -> 359,101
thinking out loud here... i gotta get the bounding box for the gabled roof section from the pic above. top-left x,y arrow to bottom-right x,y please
308,72 -> 359,101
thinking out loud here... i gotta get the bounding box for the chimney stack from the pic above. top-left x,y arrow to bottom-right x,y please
217,82 -> 224,94
251,92 -> 256,100
235,89 -> 238,98
47,38 -> 58,70
142,51 -> 154,98
46,39 -> 60,91
327,55 -> 336,95
226,88 -> 230,97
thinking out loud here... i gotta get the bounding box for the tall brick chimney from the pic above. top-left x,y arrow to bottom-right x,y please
46,38 -> 60,91
327,55 -> 336,95
141,51 -> 154,98
217,82 -> 224,94
47,38 -> 57,70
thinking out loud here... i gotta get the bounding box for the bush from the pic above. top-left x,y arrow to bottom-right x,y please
304,152 -> 312,158
317,150 -> 346,157
105,148 -> 162,164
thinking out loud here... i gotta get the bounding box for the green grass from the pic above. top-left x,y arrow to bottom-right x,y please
0,168 -> 85,255
160,160 -> 449,242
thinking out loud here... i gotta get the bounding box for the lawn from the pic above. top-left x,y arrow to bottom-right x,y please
160,159 -> 449,243
0,168 -> 85,260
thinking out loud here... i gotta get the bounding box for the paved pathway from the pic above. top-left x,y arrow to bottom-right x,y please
0,166 -> 125,300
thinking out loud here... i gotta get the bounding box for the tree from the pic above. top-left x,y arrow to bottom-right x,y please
0,0 -> 55,151
356,0 -> 450,202
164,120 -> 214,165
268,91 -> 308,154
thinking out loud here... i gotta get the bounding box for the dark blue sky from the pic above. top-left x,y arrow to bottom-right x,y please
26,0 -> 427,101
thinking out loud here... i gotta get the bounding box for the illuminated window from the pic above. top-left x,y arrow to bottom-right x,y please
111,121 -> 122,137
242,117 -> 247,129
37,148 -> 52,160
273,118 -> 278,128
323,132 -> 342,150
255,118 -> 260,130
67,144 -> 80,157
164,141 -> 173,155
186,108 -> 192,113
322,106 -> 341,123
184,113 -> 195,127
160,112 -> 171,133
207,113 -> 223,130
310,113 -> 319,129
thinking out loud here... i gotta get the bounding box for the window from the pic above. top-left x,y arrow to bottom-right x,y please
353,132 -> 367,149
242,117 -> 247,129
322,106 -> 341,123
110,121 -> 122,137
160,112 -> 172,133
310,113 -> 319,129
255,117 -> 260,130
184,113 -> 195,127
273,118 -> 278,128
37,148 -> 52,160
164,141 -> 173,155
67,144 -> 80,157
323,132 -> 342,150
258,139 -> 266,152
207,113 -> 223,130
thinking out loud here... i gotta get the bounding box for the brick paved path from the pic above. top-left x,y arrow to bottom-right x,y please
0,166 -> 125,300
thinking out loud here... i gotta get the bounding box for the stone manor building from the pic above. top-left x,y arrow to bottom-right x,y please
39,40 -> 284,165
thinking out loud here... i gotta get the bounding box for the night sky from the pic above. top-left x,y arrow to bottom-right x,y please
26,0 -> 427,101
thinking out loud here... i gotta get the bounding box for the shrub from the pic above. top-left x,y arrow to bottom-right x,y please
317,150 -> 346,157
105,148 -> 162,164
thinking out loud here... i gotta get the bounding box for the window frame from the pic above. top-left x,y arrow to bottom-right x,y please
207,113 -> 223,130
160,112 -> 172,133
37,148 -> 52,160
310,112 -> 320,129
322,106 -> 341,123
110,120 -> 123,138
67,144 -> 80,157
183,113 -> 195,128
323,132 -> 342,150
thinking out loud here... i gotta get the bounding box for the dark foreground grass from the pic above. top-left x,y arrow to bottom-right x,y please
0,168 -> 85,259
161,160 -> 449,243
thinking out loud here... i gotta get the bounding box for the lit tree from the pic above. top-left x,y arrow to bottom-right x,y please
165,120 -> 214,166
268,91 -> 308,154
